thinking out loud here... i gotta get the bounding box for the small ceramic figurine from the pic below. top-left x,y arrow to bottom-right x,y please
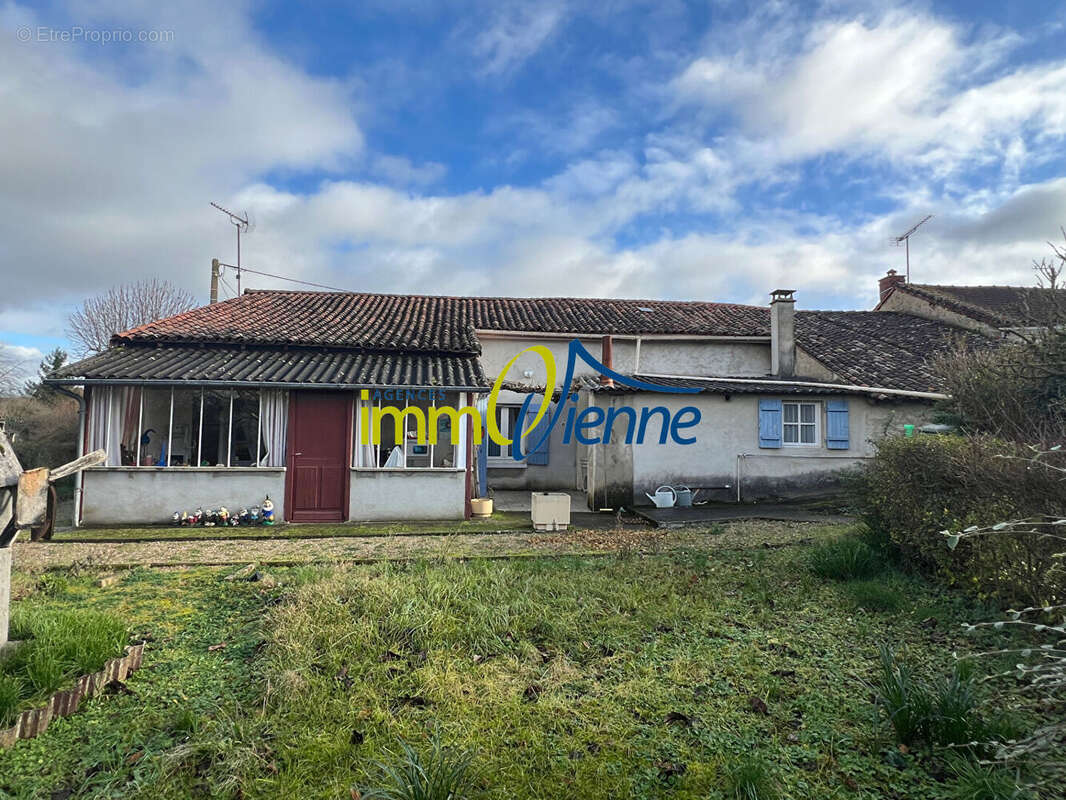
238,508 -> 251,526
249,505 -> 261,525
171,511 -> 182,526
193,507 -> 204,526
261,496 -> 275,525
229,510 -> 241,526
218,506 -> 229,526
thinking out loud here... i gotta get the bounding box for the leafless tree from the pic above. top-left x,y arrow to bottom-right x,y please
0,348 -> 24,396
67,279 -> 198,357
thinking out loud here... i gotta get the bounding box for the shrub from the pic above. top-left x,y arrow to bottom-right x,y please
808,535 -> 883,581
719,755 -> 779,800
847,579 -> 903,612
362,733 -> 474,800
854,435 -> 1065,605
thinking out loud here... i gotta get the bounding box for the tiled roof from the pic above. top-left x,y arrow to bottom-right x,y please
51,345 -> 487,389
113,290 -> 771,351
795,311 -> 985,393
583,374 -> 864,396
884,283 -> 1065,327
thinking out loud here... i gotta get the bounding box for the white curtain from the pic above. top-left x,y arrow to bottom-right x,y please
353,393 -> 377,468
258,389 -> 288,467
89,386 -> 131,466
456,392 -> 469,470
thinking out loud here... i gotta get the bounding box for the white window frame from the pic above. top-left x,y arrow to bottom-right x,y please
353,389 -> 465,471
782,401 -> 820,447
110,386 -> 262,468
486,404 -> 527,467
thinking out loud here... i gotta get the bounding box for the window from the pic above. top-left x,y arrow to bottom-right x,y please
486,405 -> 522,462
353,389 -> 467,470
91,386 -> 271,467
782,402 -> 818,446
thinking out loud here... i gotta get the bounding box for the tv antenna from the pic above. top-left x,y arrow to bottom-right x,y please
891,214 -> 933,283
210,202 -> 253,295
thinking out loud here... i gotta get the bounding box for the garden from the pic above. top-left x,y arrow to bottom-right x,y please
0,520 -> 1054,799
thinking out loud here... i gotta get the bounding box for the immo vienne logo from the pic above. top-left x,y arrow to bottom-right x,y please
359,339 -> 703,462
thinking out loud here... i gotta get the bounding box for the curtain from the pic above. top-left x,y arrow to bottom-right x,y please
121,387 -> 141,464
259,389 -> 288,467
353,393 -> 377,468
88,387 -> 133,467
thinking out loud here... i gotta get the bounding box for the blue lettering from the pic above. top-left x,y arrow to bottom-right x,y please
637,406 -> 671,444
669,406 -> 701,444
603,406 -> 636,444
575,406 -> 605,445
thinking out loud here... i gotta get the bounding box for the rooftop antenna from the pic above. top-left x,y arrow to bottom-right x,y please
210,202 -> 252,296
891,214 -> 933,283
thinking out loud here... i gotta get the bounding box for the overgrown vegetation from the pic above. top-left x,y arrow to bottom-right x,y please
0,608 -> 128,725
807,533 -> 884,580
0,534 -> 1052,798
854,435 -> 1064,605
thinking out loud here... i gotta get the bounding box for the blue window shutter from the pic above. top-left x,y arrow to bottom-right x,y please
826,399 -> 850,450
758,398 -> 782,449
524,402 -> 551,465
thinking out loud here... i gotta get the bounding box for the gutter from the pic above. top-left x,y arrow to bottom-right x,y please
44,378 -> 490,393
53,386 -> 86,528
634,372 -> 949,401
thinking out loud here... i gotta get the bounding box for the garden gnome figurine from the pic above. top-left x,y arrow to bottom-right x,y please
261,496 -> 275,525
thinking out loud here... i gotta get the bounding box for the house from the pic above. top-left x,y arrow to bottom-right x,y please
876,269 -> 1065,335
48,280 -> 984,526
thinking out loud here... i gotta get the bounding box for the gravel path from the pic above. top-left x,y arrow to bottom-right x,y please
11,520 -> 836,571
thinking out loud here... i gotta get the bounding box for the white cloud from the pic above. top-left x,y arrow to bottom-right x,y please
675,10 -> 1066,175
470,1 -> 566,75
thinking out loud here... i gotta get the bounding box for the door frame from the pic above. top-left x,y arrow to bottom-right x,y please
284,390 -> 353,523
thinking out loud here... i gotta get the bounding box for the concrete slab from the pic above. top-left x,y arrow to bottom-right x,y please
633,503 -> 855,528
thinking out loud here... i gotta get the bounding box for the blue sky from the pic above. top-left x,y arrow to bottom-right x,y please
1,0 -> 1066,378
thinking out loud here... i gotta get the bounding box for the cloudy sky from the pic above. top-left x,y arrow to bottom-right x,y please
2,0 -> 1065,377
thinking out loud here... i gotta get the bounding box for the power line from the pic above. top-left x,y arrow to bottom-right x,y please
217,262 -> 352,293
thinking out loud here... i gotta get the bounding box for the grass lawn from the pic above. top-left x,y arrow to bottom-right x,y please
49,512 -> 534,542
0,528 -> 1039,799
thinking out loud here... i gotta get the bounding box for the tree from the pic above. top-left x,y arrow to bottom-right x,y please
67,279 -> 198,357
933,235 -> 1066,446
0,349 -> 21,396
23,347 -> 68,401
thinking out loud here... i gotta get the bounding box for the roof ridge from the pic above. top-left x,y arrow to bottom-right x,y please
241,287 -> 766,309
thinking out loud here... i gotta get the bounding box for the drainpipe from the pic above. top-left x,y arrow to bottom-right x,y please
599,335 -> 614,387
54,386 -> 86,528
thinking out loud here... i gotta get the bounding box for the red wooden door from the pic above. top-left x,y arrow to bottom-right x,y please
286,392 -> 350,522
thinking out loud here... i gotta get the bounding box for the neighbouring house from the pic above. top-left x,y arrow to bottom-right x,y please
875,269 -> 1065,335
48,279 -> 986,525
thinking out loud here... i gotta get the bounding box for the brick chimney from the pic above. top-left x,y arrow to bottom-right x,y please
878,269 -> 905,303
770,289 -> 796,377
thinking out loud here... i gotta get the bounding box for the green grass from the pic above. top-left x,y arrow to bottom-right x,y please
0,608 -> 128,726
846,579 -> 904,612
0,539 -> 1045,799
51,512 -> 534,542
808,534 -> 885,580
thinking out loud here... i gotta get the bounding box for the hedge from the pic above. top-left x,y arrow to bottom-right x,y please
854,434 -> 1065,606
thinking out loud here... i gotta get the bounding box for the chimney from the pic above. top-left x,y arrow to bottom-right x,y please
878,269 -> 905,303
770,289 -> 796,377
210,258 -> 220,304
600,335 -> 615,387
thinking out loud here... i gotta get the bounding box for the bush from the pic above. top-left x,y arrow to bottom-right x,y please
808,535 -> 884,581
854,435 -> 1065,605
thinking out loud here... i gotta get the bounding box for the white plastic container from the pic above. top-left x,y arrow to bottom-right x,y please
531,492 -> 571,531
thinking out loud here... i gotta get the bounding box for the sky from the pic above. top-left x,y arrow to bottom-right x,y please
1,0 -> 1066,379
